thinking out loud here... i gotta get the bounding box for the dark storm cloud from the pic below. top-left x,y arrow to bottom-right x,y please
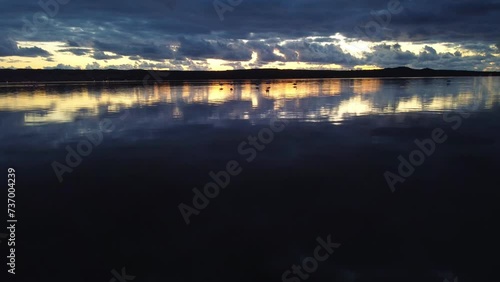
279,41 -> 360,66
0,38 -> 50,57
363,43 -> 500,70
91,50 -> 122,60
362,0 -> 500,42
66,40 -> 80,47
17,46 -> 50,57
92,40 -> 176,61
458,43 -> 499,54
60,48 -> 89,56
362,43 -> 417,67
1,0 -> 499,69
177,37 -> 252,61
312,38 -> 341,43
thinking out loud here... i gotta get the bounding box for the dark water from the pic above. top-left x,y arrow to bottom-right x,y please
1,77 -> 500,281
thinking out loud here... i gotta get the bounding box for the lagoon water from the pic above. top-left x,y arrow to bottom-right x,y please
1,77 -> 500,281
1,77 -> 499,127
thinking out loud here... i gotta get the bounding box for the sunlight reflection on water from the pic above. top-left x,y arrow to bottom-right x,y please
0,77 -> 498,127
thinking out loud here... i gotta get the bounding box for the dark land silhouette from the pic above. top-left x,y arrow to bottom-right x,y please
0,67 -> 499,83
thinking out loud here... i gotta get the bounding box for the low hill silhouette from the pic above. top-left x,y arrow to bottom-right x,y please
0,67 -> 498,83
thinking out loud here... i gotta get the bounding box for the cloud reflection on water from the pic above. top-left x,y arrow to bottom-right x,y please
0,77 -> 498,126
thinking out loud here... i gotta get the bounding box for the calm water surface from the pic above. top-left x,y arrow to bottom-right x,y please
1,77 -> 498,125
1,77 -> 500,282
1,77 -> 499,143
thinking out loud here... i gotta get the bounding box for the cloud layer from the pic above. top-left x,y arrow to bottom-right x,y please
1,0 -> 499,70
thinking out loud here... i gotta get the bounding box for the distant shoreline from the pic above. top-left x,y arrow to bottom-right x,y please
0,67 -> 499,83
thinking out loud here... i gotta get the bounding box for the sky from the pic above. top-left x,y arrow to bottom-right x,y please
0,0 -> 499,71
